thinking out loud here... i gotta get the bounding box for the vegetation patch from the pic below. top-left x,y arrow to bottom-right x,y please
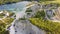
29,9 -> 60,34
0,0 -> 21,5
0,17 -> 14,34
34,10 -> 45,19
0,11 -> 15,34
26,9 -> 32,12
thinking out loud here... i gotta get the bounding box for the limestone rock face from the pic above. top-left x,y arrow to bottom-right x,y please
13,19 -> 46,34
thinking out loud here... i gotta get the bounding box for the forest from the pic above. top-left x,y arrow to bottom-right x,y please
0,0 -> 55,5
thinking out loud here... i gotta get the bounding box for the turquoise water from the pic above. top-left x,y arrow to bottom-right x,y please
0,1 -> 29,12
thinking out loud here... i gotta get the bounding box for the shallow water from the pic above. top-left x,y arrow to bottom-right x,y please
0,1 -> 29,12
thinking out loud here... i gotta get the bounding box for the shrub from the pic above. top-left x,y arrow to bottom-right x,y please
0,17 -> 14,34
29,9 -> 60,34
29,18 -> 60,34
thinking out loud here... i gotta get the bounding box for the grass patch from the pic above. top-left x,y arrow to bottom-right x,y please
34,10 -> 45,19
0,17 -> 14,34
29,9 -> 60,34
29,18 -> 60,34
0,0 -> 21,5
26,9 -> 32,12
